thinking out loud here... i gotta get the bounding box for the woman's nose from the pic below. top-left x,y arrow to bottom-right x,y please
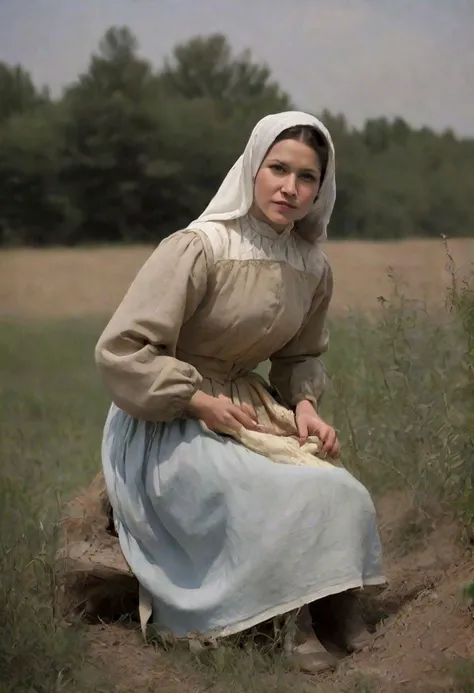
281,174 -> 297,196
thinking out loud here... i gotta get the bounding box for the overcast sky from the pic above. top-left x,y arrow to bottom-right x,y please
1,0 -> 473,136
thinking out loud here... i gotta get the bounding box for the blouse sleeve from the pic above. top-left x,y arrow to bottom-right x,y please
95,231 -> 208,421
268,259 -> 333,410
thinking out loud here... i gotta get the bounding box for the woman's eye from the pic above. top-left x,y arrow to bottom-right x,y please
300,173 -> 317,182
270,164 -> 285,174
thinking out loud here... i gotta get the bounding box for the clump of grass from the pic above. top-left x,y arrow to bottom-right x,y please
187,645 -> 313,692
447,657 -> 474,693
151,636 -> 382,693
444,236 -> 474,533
149,622 -> 319,692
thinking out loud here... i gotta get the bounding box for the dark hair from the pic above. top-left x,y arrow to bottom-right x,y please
272,125 -> 329,185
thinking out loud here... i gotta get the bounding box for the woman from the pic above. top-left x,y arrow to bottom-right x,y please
95,111 -> 385,674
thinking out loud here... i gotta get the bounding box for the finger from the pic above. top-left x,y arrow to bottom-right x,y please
254,424 -> 275,435
329,438 -> 341,459
213,411 -> 241,434
297,419 -> 309,446
230,405 -> 259,431
323,432 -> 336,454
240,402 -> 258,422
322,427 -> 337,453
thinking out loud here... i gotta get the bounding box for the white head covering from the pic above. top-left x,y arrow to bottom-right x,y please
186,111 -> 336,244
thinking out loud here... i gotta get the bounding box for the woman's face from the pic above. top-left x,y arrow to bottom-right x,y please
251,137 -> 322,231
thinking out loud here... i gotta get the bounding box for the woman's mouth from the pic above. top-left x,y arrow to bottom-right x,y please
273,201 -> 296,210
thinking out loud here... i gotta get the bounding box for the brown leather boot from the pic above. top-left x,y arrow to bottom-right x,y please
289,641 -> 339,674
322,591 -> 372,653
284,606 -> 338,675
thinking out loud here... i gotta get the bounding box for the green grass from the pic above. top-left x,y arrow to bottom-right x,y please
0,318 -> 112,692
449,657 -> 474,693
323,295 -> 474,531
0,271 -> 473,691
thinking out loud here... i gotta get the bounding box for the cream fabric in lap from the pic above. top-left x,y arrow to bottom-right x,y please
224,428 -> 332,469
214,377 -> 334,470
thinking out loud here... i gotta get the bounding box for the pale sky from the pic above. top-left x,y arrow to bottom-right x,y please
0,0 -> 473,136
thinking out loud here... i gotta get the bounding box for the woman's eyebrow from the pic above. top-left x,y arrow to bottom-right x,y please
267,158 -> 319,174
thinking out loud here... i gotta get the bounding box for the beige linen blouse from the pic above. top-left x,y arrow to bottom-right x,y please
95,214 -> 334,467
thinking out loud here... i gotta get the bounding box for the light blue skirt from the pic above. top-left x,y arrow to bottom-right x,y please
102,403 -> 385,639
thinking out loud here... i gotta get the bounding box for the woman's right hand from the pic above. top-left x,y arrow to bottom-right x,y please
186,391 -> 261,434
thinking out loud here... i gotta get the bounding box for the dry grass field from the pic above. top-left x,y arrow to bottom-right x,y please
1,237 -> 473,319
1,239 -> 474,693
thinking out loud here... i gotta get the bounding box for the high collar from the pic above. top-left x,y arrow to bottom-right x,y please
246,213 -> 294,240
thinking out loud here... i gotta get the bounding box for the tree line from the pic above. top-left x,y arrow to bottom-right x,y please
1,26 -> 473,246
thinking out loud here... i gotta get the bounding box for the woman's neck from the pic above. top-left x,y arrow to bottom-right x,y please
249,203 -> 289,234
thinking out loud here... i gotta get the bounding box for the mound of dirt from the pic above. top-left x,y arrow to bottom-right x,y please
58,472 -> 139,622
334,494 -> 474,692
60,481 -> 473,692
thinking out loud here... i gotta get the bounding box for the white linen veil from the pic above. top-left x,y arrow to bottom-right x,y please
186,110 -> 336,244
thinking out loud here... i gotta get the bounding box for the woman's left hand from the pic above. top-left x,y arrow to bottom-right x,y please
295,400 -> 340,459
